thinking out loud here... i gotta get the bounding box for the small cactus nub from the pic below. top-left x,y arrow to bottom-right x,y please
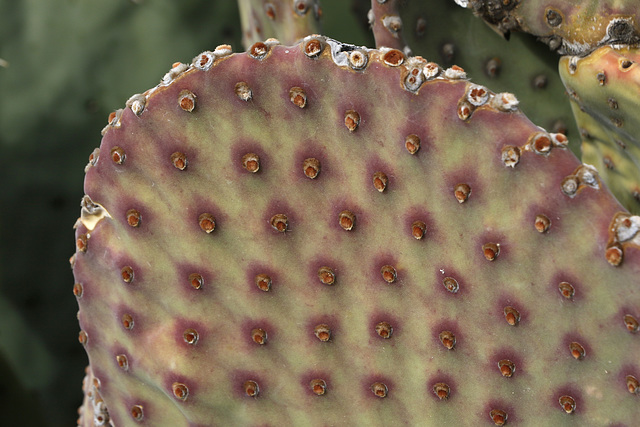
623,314 -> 639,333
314,324 -> 331,342
198,213 -> 216,233
183,328 -> 199,345
121,314 -> 134,330
255,274 -> 272,292
76,234 -> 87,253
289,87 -> 307,108
116,354 -> 129,371
303,158 -> 321,179
317,266 -> 335,285
344,110 -> 360,132
270,214 -> 289,232
371,382 -> 388,398
178,90 -> 196,112
189,273 -> 204,290
482,243 -> 500,261
172,382 -> 189,401
111,147 -> 125,164
375,321 -> 393,339
559,395 -> 576,414
411,221 -> 426,239
534,214 -> 551,233
73,283 -> 83,297
439,331 -> 456,349
570,342 -> 586,360
504,306 -> 520,326
244,380 -> 259,397
310,379 -> 327,395
442,277 -> 459,294
251,328 -> 268,345
126,209 -> 141,228
498,359 -> 515,378
383,49 -> 404,66
242,153 -> 260,173
372,172 -> 388,192
454,183 -> 471,203
304,38 -> 323,58
605,244 -> 623,266
130,405 -> 144,421
338,210 -> 356,231
380,265 -> 397,283
626,375 -> 639,394
558,282 -> 575,299
433,382 -> 450,400
501,145 -> 520,167
404,134 -> 421,154
171,152 -> 188,170
235,82 -> 253,101
490,409 -> 508,426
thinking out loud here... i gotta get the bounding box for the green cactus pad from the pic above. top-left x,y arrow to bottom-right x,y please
458,0 -> 640,55
238,0 -> 322,48
560,45 -> 640,214
73,37 -> 640,426
401,1 -> 579,154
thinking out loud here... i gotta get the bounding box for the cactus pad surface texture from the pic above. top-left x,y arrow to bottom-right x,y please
73,36 -> 640,426
459,0 -> 640,55
559,46 -> 640,215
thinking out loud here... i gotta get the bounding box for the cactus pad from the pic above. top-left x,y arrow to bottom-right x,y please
458,0 -> 640,55
73,37 -> 640,425
560,45 -> 640,214
238,0 -> 322,47
401,1 -> 579,153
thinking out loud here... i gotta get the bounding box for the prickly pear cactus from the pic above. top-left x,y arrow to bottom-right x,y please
238,0 -> 322,47
73,37 -> 640,425
457,0 -> 640,55
402,0 -> 579,152
560,45 -> 640,214
368,0 -> 410,53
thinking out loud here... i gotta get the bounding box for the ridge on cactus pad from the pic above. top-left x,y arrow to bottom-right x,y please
72,36 -> 640,426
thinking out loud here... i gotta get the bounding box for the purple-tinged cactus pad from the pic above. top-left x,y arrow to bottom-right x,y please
73,37 -> 640,426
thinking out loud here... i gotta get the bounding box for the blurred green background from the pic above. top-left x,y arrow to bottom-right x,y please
0,1 -> 572,425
